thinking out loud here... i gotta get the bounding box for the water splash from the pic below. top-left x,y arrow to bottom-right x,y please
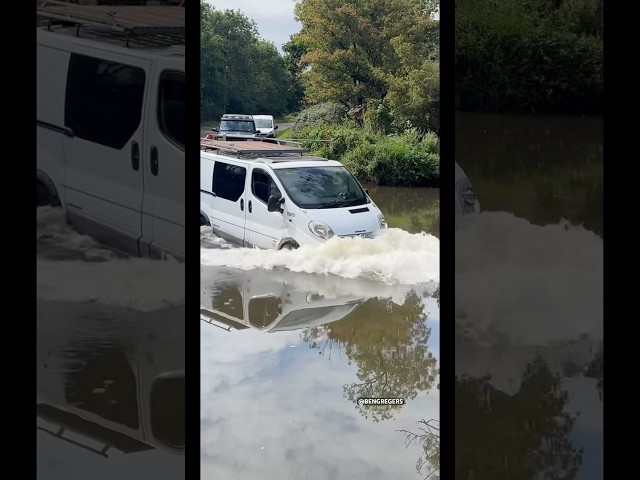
37,207 -> 184,311
201,228 -> 439,286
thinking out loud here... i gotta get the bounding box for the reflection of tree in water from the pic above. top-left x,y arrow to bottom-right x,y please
584,345 -> 603,401
302,292 -> 438,421
455,357 -> 582,480
398,419 -> 440,479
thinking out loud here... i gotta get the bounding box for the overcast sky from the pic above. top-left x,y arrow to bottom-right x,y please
207,0 -> 300,52
207,1 -> 440,53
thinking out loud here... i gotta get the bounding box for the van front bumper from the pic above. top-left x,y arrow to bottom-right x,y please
338,231 -> 377,239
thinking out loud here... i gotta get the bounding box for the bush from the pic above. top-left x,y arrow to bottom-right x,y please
342,134 -> 440,187
293,102 -> 349,130
289,124 -> 440,187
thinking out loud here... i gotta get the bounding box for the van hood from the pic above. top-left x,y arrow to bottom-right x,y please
256,128 -> 274,134
302,204 -> 381,237
216,132 -> 256,139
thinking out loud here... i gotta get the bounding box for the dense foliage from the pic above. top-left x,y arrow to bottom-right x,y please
200,2 -> 296,121
288,120 -> 440,187
288,0 -> 440,134
456,0 -> 603,114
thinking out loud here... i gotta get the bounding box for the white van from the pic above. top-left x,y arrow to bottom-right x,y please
200,138 -> 388,249
36,3 -> 185,261
201,266 -> 365,333
252,114 -> 278,138
455,161 -> 481,220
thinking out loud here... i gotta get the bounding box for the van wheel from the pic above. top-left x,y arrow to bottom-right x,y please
37,181 -> 60,208
279,240 -> 299,250
200,214 -> 210,226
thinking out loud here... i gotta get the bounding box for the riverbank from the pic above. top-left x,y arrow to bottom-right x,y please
201,118 -> 440,188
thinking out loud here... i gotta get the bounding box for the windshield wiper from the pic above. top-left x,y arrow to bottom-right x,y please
326,198 -> 365,208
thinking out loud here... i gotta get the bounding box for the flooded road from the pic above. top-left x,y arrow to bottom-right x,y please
455,113 -> 603,479
37,207 -> 185,480
201,187 -> 440,479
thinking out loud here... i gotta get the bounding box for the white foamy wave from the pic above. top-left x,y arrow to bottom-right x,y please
37,207 -> 184,311
202,266 -> 437,306
201,228 -> 439,285
265,271 -> 437,304
37,256 -> 185,312
201,226 -> 235,249
455,211 -> 602,346
37,207 -> 115,260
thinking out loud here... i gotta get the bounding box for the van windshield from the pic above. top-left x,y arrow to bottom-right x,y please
274,166 -> 368,209
254,119 -> 273,128
219,120 -> 255,133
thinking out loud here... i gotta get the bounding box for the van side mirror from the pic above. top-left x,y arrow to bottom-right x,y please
267,195 -> 284,212
275,125 -> 279,130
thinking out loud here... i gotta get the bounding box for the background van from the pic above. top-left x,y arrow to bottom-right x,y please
252,114 -> 278,138
211,114 -> 259,140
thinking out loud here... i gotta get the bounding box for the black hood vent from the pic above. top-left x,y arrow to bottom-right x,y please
349,207 -> 369,214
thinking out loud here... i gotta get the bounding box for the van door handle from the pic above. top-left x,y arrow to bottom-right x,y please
248,200 -> 252,213
150,146 -> 159,176
131,141 -> 140,171
240,199 -> 244,211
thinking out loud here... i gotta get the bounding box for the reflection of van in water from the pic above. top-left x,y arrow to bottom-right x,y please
37,311 -> 184,458
200,138 -> 388,249
201,268 -> 366,333
455,161 -> 481,220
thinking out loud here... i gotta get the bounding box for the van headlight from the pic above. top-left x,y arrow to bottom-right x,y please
377,214 -> 388,229
309,221 -> 335,239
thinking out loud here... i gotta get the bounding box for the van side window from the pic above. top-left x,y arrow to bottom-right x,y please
65,54 -> 145,150
252,169 -> 281,203
212,162 -> 246,202
157,70 -> 185,149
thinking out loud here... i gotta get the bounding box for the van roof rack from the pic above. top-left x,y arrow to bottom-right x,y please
221,114 -> 253,120
200,309 -> 250,332
37,1 -> 185,48
201,136 -> 309,157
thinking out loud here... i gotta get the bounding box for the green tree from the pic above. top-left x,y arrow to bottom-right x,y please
200,1 -> 297,121
282,34 -> 307,112
293,0 -> 440,132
